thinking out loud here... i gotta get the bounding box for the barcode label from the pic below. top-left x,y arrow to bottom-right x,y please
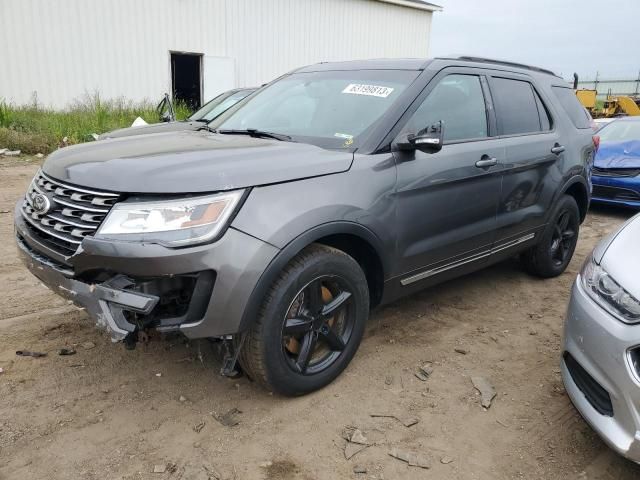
342,84 -> 394,98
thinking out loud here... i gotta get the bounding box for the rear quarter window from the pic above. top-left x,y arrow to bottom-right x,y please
551,86 -> 592,129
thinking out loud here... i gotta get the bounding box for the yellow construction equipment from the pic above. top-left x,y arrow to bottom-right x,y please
573,72 -> 640,118
601,95 -> 640,117
576,89 -> 598,111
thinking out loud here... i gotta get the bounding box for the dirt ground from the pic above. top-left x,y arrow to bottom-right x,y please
1,157 -> 640,480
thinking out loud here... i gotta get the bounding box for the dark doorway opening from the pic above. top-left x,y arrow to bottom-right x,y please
171,52 -> 202,110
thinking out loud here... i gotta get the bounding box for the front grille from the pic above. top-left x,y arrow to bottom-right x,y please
592,167 -> 640,178
592,185 -> 640,202
20,171 -> 119,257
564,352 -> 614,417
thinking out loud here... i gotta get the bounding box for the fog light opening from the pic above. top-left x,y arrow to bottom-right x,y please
628,347 -> 640,384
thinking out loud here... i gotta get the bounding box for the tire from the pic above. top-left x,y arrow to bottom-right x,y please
521,195 -> 580,278
240,244 -> 369,396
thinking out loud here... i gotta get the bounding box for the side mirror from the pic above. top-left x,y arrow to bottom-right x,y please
397,121 -> 444,154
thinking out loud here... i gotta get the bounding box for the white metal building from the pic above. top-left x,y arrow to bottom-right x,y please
0,0 -> 441,109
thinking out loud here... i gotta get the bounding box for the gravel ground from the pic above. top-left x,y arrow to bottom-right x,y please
1,157 -> 639,480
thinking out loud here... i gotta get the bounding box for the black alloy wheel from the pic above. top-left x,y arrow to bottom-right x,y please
521,194 -> 580,278
549,210 -> 577,267
240,244 -> 369,396
281,276 -> 354,375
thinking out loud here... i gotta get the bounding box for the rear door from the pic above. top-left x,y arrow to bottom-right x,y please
488,73 -> 563,247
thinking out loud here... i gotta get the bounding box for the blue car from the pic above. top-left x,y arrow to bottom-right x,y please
591,117 -> 640,208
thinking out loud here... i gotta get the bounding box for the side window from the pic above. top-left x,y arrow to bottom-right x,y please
201,92 -> 252,121
406,74 -> 488,143
491,77 -> 545,135
534,90 -> 552,131
551,86 -> 592,129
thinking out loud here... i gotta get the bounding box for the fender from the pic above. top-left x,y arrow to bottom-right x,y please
549,173 -> 590,223
238,221 -> 390,332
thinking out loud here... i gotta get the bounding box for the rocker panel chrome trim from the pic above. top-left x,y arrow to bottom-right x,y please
400,233 -> 536,286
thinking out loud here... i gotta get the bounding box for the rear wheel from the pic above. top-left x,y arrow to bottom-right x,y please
521,194 -> 580,278
240,244 -> 369,396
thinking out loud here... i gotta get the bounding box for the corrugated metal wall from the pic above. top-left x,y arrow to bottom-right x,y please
0,0 -> 228,108
0,0 -> 433,109
224,0 -> 433,87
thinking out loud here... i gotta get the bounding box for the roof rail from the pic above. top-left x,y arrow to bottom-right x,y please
437,55 -> 559,77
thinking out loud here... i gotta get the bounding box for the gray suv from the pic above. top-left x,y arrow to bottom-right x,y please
15,56 -> 596,395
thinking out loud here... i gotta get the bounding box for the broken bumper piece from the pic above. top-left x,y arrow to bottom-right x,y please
17,237 -> 158,341
15,200 -> 280,338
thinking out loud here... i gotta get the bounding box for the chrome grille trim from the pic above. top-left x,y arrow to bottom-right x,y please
20,170 -> 120,257
45,213 -> 98,230
20,205 -> 82,245
39,171 -> 119,197
53,197 -> 110,213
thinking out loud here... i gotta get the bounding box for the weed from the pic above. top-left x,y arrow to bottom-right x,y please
0,93 -> 193,154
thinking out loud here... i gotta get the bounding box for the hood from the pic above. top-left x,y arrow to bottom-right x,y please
42,130 -> 353,193
100,121 -> 203,139
594,140 -> 640,169
599,213 -> 640,300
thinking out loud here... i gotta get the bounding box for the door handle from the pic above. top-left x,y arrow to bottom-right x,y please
475,155 -> 498,168
551,144 -> 565,154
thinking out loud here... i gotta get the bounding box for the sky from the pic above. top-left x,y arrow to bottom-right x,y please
429,0 -> 640,81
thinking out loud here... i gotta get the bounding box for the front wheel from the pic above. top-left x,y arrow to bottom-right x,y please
240,244 -> 369,396
521,194 -> 580,278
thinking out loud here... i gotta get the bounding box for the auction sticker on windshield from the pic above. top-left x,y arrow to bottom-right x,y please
342,84 -> 394,98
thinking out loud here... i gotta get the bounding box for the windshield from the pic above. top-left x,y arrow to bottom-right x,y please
599,120 -> 640,143
213,70 -> 419,149
190,90 -> 254,122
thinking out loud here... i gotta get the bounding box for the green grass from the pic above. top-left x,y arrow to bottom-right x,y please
0,93 -> 193,155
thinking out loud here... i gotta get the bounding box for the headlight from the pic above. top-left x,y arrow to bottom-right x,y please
97,190 -> 245,247
581,255 -> 640,324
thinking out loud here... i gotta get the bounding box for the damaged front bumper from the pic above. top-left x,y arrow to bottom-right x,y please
14,202 -> 280,340
18,238 -> 158,341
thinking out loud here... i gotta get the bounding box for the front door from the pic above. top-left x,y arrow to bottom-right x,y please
392,71 -> 504,284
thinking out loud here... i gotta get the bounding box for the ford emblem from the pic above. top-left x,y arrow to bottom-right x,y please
31,192 -> 51,215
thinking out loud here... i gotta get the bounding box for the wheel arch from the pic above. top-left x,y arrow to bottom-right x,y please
560,175 -> 590,223
238,222 -> 389,332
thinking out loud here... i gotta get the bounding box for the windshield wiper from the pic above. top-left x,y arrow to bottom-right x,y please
218,128 -> 292,142
197,124 -> 216,133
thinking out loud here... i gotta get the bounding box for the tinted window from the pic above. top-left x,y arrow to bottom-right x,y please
534,90 -> 552,131
492,77 -> 543,135
552,86 -> 592,129
191,90 -> 254,122
406,74 -> 488,142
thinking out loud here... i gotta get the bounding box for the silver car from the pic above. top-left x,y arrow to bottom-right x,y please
562,213 -> 640,462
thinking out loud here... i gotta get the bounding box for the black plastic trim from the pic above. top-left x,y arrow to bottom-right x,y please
564,351 -> 614,417
556,175 -> 591,223
238,221 -> 388,332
